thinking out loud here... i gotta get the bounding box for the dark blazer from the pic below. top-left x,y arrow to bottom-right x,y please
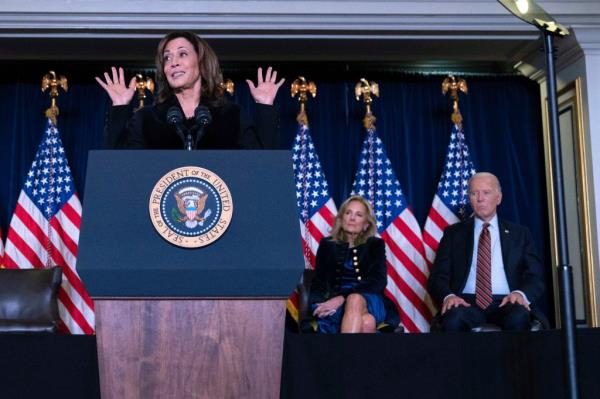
428,217 -> 544,307
309,236 -> 387,304
105,95 -> 279,149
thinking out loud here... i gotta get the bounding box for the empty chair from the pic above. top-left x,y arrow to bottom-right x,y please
0,267 -> 62,333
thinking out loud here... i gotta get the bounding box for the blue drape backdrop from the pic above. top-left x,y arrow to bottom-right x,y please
0,63 -> 550,318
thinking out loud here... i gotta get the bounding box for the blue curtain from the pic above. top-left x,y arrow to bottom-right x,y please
0,65 -> 550,318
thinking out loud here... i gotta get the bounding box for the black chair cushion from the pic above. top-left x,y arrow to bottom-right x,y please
0,267 -> 62,333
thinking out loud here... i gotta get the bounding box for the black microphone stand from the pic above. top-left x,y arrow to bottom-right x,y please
166,106 -> 191,151
191,106 -> 212,150
185,131 -> 193,151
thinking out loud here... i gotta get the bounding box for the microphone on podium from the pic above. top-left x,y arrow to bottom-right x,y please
166,106 -> 190,150
193,106 -> 212,147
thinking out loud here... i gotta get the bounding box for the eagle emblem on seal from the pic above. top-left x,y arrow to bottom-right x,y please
173,187 -> 212,229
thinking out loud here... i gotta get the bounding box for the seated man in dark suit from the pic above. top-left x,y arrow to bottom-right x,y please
428,172 -> 545,331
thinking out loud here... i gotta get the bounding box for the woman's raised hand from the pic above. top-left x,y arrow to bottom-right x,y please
95,67 -> 137,106
246,66 -> 285,106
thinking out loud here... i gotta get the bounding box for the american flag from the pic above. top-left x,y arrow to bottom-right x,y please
423,123 -> 476,266
288,123 -> 336,321
292,123 -> 337,268
0,228 -> 4,267
351,127 -> 433,333
4,119 -> 95,334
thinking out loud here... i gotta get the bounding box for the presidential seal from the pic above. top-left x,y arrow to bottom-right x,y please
149,166 -> 233,248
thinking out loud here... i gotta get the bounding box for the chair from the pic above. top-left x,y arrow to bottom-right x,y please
0,267 -> 62,333
297,269 -> 403,333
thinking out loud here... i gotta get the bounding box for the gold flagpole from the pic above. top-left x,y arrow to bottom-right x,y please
41,71 -> 68,125
291,76 -> 317,125
355,78 -> 379,130
134,74 -> 155,111
441,75 -> 468,128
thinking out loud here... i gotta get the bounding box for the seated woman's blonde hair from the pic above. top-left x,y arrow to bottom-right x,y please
330,195 -> 378,246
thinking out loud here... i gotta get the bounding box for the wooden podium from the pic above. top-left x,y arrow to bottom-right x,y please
78,150 -> 303,399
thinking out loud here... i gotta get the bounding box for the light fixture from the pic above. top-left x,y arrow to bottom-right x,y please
498,0 -> 569,36
515,0 -> 529,14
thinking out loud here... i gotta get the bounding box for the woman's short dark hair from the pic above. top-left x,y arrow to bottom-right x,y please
330,195 -> 378,245
154,31 -> 224,107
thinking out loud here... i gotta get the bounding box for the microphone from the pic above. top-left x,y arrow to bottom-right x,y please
192,106 -> 212,148
194,105 -> 212,126
166,106 -> 190,150
166,106 -> 184,125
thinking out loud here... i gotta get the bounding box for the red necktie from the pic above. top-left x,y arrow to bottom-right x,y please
475,223 -> 493,309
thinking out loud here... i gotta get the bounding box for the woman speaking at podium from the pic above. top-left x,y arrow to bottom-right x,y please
96,31 -> 285,150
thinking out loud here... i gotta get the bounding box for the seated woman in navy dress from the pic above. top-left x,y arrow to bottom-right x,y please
309,195 -> 387,333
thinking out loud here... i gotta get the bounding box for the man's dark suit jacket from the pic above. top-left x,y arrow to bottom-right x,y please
428,217 -> 545,307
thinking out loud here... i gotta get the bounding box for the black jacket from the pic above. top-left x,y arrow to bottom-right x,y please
428,217 -> 545,306
104,95 -> 279,149
309,236 -> 387,304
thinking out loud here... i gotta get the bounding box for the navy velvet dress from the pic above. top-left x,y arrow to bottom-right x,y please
309,236 -> 387,333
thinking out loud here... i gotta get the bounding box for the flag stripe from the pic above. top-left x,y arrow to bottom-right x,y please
422,231 -> 439,255
306,219 -> 325,247
58,275 -> 95,328
49,241 -> 94,310
58,288 -> 93,334
382,230 -> 428,288
320,200 -> 336,226
386,259 -> 433,321
385,280 -> 430,332
50,218 -> 78,260
48,224 -> 77,270
300,238 -> 316,269
61,202 -> 82,229
428,196 -> 458,230
383,289 -> 420,333
394,213 -> 427,263
5,205 -> 46,268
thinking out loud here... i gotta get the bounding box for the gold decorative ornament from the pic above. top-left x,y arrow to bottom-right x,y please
442,75 -> 468,127
291,76 -> 317,125
355,78 -> 379,130
134,74 -> 155,111
219,78 -> 235,95
41,71 -> 68,125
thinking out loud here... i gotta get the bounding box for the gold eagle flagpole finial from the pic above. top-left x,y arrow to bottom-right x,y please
291,76 -> 317,126
41,71 -> 68,125
134,74 -> 155,111
355,78 -> 379,130
442,75 -> 468,128
219,78 -> 235,96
